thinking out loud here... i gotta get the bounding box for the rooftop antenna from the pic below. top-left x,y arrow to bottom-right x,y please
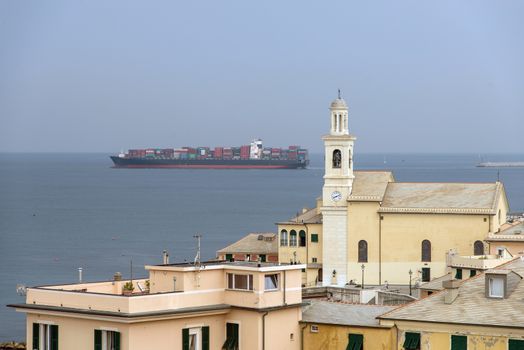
497,170 -> 500,182
338,88 -> 341,99
130,259 -> 133,286
193,234 -> 202,268
193,234 -> 203,288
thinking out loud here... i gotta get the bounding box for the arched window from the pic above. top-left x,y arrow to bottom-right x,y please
289,230 -> 297,247
358,240 -> 368,263
421,240 -> 431,262
332,149 -> 341,168
280,230 -> 288,246
299,230 -> 306,247
474,240 -> 484,256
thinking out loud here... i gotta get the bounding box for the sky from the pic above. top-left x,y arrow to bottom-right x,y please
0,1 -> 523,153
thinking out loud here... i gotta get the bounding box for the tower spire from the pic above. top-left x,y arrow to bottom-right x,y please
338,89 -> 341,99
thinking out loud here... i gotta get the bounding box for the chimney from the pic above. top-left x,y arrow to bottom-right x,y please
442,279 -> 460,304
162,250 -> 169,265
78,267 -> 83,283
113,272 -> 122,281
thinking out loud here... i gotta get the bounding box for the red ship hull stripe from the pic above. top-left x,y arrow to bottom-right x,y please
112,164 -> 294,169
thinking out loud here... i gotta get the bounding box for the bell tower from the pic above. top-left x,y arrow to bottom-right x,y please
321,91 -> 356,286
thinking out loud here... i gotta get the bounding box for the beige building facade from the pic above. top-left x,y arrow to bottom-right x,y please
279,95 -> 510,287
10,260 -> 304,350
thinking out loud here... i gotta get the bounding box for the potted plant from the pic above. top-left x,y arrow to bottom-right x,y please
145,279 -> 150,292
122,281 -> 134,296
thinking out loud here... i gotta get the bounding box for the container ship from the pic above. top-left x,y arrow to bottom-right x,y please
110,139 -> 309,169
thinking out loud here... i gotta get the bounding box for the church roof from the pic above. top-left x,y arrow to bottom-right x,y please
378,182 -> 504,214
348,171 -> 394,201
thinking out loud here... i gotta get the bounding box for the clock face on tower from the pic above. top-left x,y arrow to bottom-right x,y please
331,191 -> 342,202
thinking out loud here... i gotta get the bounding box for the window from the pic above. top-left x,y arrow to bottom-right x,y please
474,241 -> 484,256
332,149 -> 341,168
259,254 -> 266,262
421,240 -> 431,262
94,330 -> 120,350
422,268 -> 431,282
358,240 -> 368,263
290,230 -> 297,246
451,335 -> 467,350
470,270 -> 476,277
183,327 -> 209,350
509,339 -> 524,350
33,323 -> 58,350
488,277 -> 504,298
223,323 -> 239,350
310,325 -> 319,333
455,269 -> 462,279
299,230 -> 306,247
311,234 -> 319,243
347,333 -> 363,350
280,230 -> 288,246
265,274 -> 279,291
227,273 -> 253,291
225,254 -> 233,262
312,257 -> 317,263
403,332 -> 420,350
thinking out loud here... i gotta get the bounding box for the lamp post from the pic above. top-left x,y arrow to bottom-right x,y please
361,264 -> 365,289
409,269 -> 413,296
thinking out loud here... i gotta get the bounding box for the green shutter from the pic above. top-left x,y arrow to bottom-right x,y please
202,326 -> 209,350
224,323 -> 239,350
403,332 -> 420,349
509,339 -> 524,350
346,333 -> 363,350
451,335 -> 467,350
311,234 -> 318,243
225,254 -> 233,262
470,270 -> 476,277
182,328 -> 189,350
114,331 -> 121,350
33,323 -> 39,350
50,325 -> 59,350
94,330 -> 102,350
422,268 -> 431,282
455,269 -> 462,279
260,255 -> 266,262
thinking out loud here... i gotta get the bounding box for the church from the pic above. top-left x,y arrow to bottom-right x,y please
277,94 -> 509,286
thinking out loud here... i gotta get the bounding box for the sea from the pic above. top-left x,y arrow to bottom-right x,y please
0,152 -> 523,342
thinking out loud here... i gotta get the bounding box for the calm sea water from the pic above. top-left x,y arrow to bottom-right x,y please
0,152 -> 523,341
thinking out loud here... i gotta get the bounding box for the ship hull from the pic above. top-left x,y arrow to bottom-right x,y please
110,156 -> 308,169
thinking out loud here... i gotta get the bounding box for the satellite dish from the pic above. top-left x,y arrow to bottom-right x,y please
16,284 -> 27,296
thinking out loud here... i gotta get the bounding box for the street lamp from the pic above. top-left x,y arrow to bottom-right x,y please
361,264 -> 365,289
409,269 -> 413,296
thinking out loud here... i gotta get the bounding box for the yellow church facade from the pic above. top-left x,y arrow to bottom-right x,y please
278,95 -> 510,286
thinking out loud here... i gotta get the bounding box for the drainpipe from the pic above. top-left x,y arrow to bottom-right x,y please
379,215 -> 382,285
262,311 -> 269,350
300,323 -> 307,350
283,270 -> 287,305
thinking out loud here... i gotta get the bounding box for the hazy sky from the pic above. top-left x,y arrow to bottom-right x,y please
0,1 -> 523,153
